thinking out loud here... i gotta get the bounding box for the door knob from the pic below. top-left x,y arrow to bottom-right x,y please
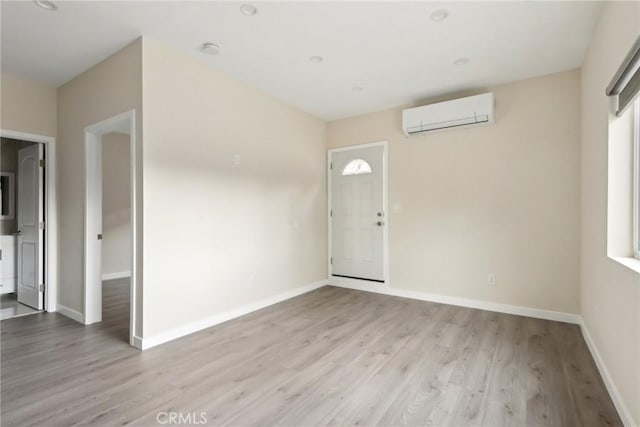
376,221 -> 384,226
14,230 -> 22,236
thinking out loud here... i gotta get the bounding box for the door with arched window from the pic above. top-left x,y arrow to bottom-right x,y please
329,143 -> 386,283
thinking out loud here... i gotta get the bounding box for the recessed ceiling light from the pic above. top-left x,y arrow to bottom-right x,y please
430,9 -> 448,22
453,57 -> 469,66
309,56 -> 324,63
33,0 -> 58,11
352,86 -> 364,92
240,4 -> 257,16
201,42 -> 220,55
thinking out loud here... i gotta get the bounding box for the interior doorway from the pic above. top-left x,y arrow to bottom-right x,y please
1,138 -> 44,319
328,141 -> 389,287
84,110 -> 137,346
0,131 -> 57,321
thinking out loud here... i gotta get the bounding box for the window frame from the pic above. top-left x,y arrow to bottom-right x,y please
633,98 -> 640,259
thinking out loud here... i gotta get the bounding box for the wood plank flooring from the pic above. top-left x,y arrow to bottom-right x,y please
1,282 -> 621,426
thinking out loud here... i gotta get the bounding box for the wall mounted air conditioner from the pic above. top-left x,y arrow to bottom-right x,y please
402,92 -> 495,137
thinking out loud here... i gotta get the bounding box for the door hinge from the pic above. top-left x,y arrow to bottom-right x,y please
330,257 -> 333,264
39,284 -> 45,292
330,163 -> 333,170
0,249 -> 2,261
97,234 -> 103,240
39,221 -> 45,230
39,159 -> 45,168
330,209 -> 332,217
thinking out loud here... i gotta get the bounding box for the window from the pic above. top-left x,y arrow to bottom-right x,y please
342,159 -> 372,176
607,37 -> 640,269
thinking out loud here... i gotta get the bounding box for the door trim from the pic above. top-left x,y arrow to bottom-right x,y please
84,110 -> 138,348
327,140 -> 389,288
0,129 -> 57,313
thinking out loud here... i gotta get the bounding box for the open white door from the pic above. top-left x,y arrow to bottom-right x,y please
330,144 -> 385,282
17,143 -> 44,310
84,133 -> 103,325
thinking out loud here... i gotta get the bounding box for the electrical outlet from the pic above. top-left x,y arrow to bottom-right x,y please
233,154 -> 241,166
487,273 -> 496,285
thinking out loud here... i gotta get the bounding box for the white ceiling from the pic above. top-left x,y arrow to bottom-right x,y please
1,1 -> 602,121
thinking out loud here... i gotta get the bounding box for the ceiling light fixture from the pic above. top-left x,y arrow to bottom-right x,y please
33,0 -> 58,11
453,57 -> 469,66
430,9 -> 448,22
201,42 -> 220,55
240,4 -> 257,16
309,56 -> 324,63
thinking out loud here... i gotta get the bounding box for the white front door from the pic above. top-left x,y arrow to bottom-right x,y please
17,144 -> 44,310
330,144 -> 385,282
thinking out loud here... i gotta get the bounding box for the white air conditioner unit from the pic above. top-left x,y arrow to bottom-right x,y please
402,92 -> 495,137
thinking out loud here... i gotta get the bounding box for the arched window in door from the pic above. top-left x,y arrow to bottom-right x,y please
342,159 -> 372,176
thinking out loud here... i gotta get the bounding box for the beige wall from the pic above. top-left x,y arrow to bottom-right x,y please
57,39 -> 143,336
141,37 -> 326,337
580,1 -> 640,424
102,132 -> 131,277
328,69 -> 581,314
0,71 -> 57,137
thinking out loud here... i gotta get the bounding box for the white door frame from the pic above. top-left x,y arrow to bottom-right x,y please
0,129 -> 58,312
84,110 -> 137,347
327,140 -> 389,289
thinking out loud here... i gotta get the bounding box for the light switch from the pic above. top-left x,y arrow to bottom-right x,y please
233,154 -> 241,166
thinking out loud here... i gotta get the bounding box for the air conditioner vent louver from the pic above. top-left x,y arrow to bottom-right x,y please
402,93 -> 495,136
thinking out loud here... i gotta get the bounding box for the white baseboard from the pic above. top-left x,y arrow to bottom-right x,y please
329,281 -> 581,324
57,304 -> 84,324
139,280 -> 328,350
131,335 -> 144,350
580,320 -> 636,427
102,271 -> 131,281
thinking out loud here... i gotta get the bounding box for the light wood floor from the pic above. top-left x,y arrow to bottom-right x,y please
1,282 -> 621,426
